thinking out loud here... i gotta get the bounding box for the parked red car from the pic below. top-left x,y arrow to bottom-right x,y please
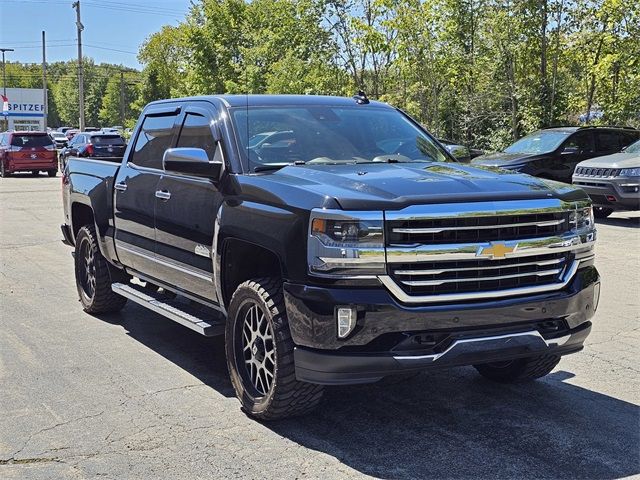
0,131 -> 58,177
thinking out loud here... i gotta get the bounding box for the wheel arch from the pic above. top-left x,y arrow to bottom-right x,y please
220,237 -> 285,309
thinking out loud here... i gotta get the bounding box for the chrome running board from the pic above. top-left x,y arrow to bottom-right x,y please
112,283 -> 225,337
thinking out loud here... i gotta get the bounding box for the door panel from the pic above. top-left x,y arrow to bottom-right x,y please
153,106 -> 222,301
113,109 -> 179,276
113,165 -> 161,273
154,174 -> 220,299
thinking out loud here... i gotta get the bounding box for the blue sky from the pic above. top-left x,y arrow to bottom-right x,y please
0,0 -> 192,69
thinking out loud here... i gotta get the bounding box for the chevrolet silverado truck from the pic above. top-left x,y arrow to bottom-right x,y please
61,95 -> 600,420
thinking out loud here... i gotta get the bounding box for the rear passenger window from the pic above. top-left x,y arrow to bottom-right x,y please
596,131 -> 622,152
176,113 -> 218,160
130,113 -> 177,169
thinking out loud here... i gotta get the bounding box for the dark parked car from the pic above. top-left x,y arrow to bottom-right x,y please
472,126 -> 640,183
573,139 -> 640,217
62,94 -> 599,420
59,132 -> 127,169
0,131 -> 58,177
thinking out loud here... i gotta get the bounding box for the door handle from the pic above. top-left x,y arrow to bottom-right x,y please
114,182 -> 127,192
155,190 -> 171,200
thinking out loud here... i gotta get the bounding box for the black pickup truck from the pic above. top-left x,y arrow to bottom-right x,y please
61,95 -> 600,420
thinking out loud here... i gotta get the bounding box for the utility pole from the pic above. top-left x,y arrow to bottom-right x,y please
42,31 -> 48,130
119,71 -> 125,126
72,1 -> 85,131
1,47 -> 14,131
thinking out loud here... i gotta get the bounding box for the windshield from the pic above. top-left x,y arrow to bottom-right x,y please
231,106 -> 450,171
625,139 -> 640,154
504,131 -> 570,154
10,134 -> 54,148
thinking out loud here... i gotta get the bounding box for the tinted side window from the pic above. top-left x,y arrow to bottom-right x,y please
621,131 -> 640,147
176,113 -> 217,160
596,131 -> 622,152
564,131 -> 593,153
130,113 -> 177,169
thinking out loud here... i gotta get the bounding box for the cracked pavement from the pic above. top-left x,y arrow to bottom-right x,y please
1,176 -> 639,479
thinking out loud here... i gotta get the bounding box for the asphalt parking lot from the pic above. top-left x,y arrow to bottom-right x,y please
1,175 -> 639,479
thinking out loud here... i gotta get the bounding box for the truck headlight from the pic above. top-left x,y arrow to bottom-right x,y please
569,204 -> 594,233
308,210 -> 385,277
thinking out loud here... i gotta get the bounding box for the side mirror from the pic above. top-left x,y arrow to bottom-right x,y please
561,146 -> 579,155
445,144 -> 471,161
163,147 -> 222,179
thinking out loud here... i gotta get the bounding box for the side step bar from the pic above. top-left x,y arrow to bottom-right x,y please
112,283 -> 225,337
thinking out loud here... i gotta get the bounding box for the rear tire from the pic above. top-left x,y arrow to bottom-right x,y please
225,277 -> 324,420
74,224 -> 128,314
474,354 -> 561,383
31,170 -> 40,176
594,207 -> 613,219
47,169 -> 57,177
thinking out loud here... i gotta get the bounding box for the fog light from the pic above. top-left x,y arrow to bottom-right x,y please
336,306 -> 357,339
593,282 -> 601,312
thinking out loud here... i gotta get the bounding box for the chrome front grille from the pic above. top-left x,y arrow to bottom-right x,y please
388,253 -> 570,296
379,199 -> 596,304
387,211 -> 570,245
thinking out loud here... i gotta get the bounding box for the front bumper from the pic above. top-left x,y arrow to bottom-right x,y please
286,265 -> 599,385
295,322 -> 591,385
573,176 -> 640,210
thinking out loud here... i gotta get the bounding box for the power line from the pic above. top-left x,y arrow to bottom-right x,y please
84,44 -> 138,55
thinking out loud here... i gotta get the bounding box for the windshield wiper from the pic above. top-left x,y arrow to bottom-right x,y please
253,161 -> 305,173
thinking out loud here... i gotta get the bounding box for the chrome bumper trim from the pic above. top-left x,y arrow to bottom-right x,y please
393,257 -> 564,276
393,330 -> 570,362
386,232 -> 595,263
399,267 -> 562,287
379,259 -> 582,304
392,218 -> 565,234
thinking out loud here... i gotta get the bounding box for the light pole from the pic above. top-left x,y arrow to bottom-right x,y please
1,47 -> 14,131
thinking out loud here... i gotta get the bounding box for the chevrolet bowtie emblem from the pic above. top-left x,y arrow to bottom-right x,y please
477,242 -> 516,259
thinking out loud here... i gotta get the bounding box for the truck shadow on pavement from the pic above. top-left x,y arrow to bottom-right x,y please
100,304 -> 639,480
596,215 -> 640,228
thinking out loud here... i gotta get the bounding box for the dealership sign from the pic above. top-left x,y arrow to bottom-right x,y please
1,88 -> 46,117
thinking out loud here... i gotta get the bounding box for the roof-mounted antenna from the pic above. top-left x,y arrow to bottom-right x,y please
353,90 -> 369,105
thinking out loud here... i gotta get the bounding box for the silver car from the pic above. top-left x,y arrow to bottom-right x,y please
573,139 -> 640,218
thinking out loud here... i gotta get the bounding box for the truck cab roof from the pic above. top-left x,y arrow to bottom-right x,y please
147,94 -> 391,109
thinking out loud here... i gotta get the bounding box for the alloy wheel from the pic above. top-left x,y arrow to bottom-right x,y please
80,238 -> 96,299
240,303 -> 275,396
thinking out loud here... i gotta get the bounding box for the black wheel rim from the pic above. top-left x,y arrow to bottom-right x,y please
235,301 -> 275,397
79,238 -> 96,299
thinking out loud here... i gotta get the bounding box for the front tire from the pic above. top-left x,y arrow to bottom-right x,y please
225,277 -> 324,420
474,354 -> 561,383
0,161 -> 10,177
47,169 -> 57,177
594,207 -> 613,219
74,225 -> 128,313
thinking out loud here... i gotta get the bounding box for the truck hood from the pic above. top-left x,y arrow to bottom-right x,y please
577,152 -> 640,168
471,152 -> 538,166
244,161 -> 587,210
